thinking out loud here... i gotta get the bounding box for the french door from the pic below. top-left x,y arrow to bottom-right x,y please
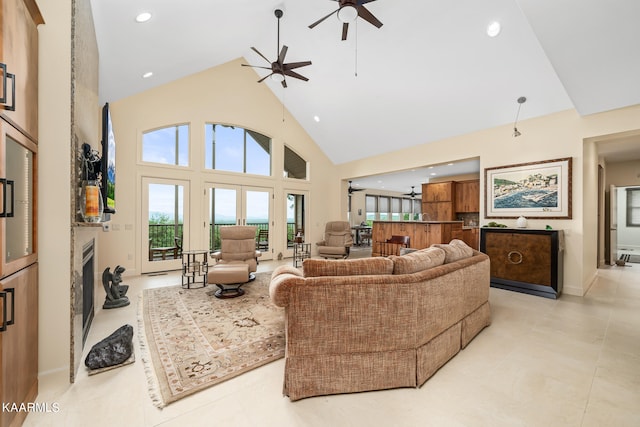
205,184 -> 273,260
142,177 -> 190,273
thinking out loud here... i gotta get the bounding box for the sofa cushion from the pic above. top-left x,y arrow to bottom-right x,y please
303,257 -> 394,278
430,239 -> 474,263
389,247 -> 445,274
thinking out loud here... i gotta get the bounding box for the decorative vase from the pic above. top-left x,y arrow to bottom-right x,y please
516,216 -> 528,228
81,180 -> 104,223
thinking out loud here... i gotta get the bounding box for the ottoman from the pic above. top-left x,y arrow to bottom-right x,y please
207,263 -> 254,298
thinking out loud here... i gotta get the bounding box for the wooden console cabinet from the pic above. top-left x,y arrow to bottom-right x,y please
480,228 -> 563,299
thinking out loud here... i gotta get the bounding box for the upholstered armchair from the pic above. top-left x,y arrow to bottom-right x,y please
316,221 -> 353,259
210,226 -> 262,273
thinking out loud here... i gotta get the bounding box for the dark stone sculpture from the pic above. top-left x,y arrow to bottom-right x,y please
85,324 -> 134,370
102,265 -> 129,309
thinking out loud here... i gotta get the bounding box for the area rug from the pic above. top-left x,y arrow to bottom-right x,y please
138,272 -> 284,408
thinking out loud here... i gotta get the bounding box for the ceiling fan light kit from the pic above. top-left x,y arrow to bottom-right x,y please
309,0 -> 383,41
337,5 -> 358,23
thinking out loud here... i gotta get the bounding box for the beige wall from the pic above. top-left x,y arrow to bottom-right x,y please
37,0 -> 72,375
605,160 -> 640,186
338,105 -> 640,296
100,59 -> 338,274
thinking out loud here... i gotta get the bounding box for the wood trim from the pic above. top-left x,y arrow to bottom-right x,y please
23,0 -> 45,25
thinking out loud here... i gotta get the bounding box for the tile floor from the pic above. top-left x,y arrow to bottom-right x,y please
24,256 -> 640,427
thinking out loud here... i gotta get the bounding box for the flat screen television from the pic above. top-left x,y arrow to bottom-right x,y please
101,103 -> 116,214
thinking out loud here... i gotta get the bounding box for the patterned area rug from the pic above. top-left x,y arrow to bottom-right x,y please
138,272 -> 284,408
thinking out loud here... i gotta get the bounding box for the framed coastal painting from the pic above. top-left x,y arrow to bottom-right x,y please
485,157 -> 572,219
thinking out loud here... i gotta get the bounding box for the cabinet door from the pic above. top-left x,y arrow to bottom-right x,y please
423,182 -> 454,202
1,0 -> 42,139
0,120 -> 37,278
455,180 -> 480,213
1,264 -> 38,427
484,232 -> 552,286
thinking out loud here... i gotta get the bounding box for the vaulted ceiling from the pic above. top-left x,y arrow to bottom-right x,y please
90,0 -> 640,192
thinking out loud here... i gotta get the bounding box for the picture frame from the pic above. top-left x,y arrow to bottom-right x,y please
485,157 -> 572,219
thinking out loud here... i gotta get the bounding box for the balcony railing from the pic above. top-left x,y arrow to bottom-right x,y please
149,222 -> 299,255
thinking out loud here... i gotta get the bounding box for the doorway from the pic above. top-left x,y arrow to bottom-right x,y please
205,184 -> 273,260
142,177 -> 189,273
284,191 -> 308,258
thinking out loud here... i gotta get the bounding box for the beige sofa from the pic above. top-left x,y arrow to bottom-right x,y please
269,239 -> 491,401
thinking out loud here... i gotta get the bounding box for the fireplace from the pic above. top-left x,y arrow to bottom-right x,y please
82,239 -> 95,344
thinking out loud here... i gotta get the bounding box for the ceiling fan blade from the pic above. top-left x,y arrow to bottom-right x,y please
283,69 -> 309,81
251,47 -> 271,64
242,64 -> 273,71
357,5 -> 383,28
257,73 -> 273,83
278,45 -> 288,65
283,61 -> 312,71
309,9 -> 339,29
341,22 -> 349,40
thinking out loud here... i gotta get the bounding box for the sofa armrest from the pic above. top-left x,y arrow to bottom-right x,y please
269,266 -> 304,307
210,251 -> 222,262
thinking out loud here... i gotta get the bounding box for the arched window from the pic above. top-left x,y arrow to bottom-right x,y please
204,123 -> 271,176
142,124 -> 189,166
284,145 -> 307,180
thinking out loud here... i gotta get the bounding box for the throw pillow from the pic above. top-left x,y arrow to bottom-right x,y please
389,247 -> 445,274
303,257 -> 394,277
431,239 -> 474,263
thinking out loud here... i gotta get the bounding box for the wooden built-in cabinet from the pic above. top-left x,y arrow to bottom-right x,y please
480,228 -> 564,299
0,1 -> 42,425
455,180 -> 480,213
422,179 -> 479,221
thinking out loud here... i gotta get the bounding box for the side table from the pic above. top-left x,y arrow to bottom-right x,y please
181,250 -> 209,289
293,242 -> 311,268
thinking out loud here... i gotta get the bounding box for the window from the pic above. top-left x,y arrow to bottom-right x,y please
627,188 -> 640,226
365,195 -> 377,224
142,125 -> 189,166
284,145 -> 307,180
391,197 -> 401,221
204,124 -> 271,176
378,196 -> 389,220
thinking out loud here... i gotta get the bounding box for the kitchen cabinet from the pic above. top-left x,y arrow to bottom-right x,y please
455,179 -> 480,213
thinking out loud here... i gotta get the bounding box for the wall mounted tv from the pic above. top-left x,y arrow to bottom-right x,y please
101,102 -> 116,214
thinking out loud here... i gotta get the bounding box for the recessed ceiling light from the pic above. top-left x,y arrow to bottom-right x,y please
430,173 -> 437,176
487,21 -> 501,37
313,115 -> 320,122
136,12 -> 152,23
447,163 -> 454,166
142,72 -> 153,78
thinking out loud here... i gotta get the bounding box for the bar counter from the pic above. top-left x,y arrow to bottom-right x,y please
371,220 -> 465,256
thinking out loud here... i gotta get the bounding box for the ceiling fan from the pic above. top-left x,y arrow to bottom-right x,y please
309,0 -> 383,41
403,186 -> 422,198
348,180 -> 366,195
242,9 -> 312,88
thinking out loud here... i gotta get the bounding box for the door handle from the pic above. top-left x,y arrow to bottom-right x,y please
0,179 -> 12,217
0,288 -> 15,332
0,63 -> 16,111
6,180 -> 13,217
